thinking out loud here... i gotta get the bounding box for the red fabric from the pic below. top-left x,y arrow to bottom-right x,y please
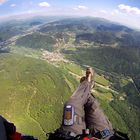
83,137 -> 90,140
10,132 -> 22,140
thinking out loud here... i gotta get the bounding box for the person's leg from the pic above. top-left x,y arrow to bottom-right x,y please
60,68 -> 94,135
84,95 -> 114,140
0,116 -> 7,140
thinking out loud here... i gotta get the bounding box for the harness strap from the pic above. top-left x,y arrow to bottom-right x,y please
57,129 -> 76,139
74,114 -> 85,125
94,129 -> 112,139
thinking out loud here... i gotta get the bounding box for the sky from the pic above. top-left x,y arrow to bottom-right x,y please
0,0 -> 140,29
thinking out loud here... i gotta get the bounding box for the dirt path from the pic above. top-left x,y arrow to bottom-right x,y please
26,86 -> 46,135
128,78 -> 140,95
95,83 -> 119,94
14,61 -> 46,137
69,70 -> 119,94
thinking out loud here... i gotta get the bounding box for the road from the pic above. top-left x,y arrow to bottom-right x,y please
69,70 -> 119,94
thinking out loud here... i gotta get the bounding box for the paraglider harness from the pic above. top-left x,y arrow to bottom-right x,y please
1,115 -> 129,140
47,128 -> 130,140
47,104 -> 130,140
47,128 -> 96,140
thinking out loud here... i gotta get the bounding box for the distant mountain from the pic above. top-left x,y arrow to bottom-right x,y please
16,32 -> 56,51
0,16 -> 64,42
39,17 -> 140,48
0,21 -> 35,42
12,17 -> 140,49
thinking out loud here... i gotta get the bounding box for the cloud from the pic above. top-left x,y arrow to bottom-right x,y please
118,4 -> 140,15
74,5 -> 88,10
111,9 -> 120,15
10,4 -> 16,7
100,10 -> 107,14
39,2 -> 50,8
0,0 -> 7,4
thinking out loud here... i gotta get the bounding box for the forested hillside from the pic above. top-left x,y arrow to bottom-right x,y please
0,53 -> 78,139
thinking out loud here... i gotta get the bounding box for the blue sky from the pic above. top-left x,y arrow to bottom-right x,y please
0,0 -> 140,29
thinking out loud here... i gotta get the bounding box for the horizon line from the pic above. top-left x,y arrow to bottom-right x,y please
0,13 -> 140,30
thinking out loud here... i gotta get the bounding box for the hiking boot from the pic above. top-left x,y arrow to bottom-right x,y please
86,67 -> 94,82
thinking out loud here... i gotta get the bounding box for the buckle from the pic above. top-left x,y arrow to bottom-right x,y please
100,129 -> 111,139
69,132 -> 76,137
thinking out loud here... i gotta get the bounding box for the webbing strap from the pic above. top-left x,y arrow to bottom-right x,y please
95,128 -> 112,139
74,114 -> 84,124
